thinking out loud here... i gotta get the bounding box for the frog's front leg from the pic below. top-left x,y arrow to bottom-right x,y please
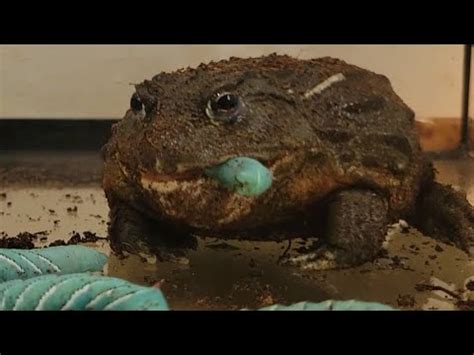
285,189 -> 388,270
108,196 -> 196,264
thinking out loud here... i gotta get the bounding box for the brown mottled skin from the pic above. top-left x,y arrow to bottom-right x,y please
102,54 -> 474,268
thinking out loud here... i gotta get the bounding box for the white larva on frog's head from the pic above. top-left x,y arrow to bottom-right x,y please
303,73 -> 346,99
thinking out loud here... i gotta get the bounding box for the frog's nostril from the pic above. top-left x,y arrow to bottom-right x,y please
204,157 -> 273,197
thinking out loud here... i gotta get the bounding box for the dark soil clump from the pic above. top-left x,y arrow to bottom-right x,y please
0,232 -> 37,249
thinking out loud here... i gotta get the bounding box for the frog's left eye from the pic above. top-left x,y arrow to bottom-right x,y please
205,92 -> 245,123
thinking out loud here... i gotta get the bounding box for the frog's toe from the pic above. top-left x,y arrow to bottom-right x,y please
155,249 -> 190,265
282,246 -> 350,271
114,240 -> 190,266
111,239 -> 152,259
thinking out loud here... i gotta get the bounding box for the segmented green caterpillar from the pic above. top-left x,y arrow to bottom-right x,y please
0,273 -> 169,310
0,246 -> 108,282
0,246 -> 395,311
258,300 -> 395,311
0,272 -> 393,311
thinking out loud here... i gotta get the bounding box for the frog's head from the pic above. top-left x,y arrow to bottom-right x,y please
115,55 -> 320,195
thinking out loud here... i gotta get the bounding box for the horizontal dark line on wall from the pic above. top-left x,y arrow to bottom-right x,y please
1,117 -> 472,153
0,119 -> 119,151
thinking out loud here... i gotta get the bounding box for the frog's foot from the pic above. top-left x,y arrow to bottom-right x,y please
147,245 -> 191,266
414,181 -> 474,253
284,189 -> 389,271
124,232 -> 195,266
108,197 -> 195,265
114,234 -> 193,266
281,246 -> 350,271
147,228 -> 197,265
133,250 -> 190,266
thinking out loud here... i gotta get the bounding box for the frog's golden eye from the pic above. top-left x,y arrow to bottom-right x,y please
130,93 -> 143,112
205,92 -> 245,124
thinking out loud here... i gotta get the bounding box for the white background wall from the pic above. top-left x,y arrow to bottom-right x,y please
0,45 -> 466,120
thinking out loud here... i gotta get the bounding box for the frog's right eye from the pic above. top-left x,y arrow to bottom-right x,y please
130,93 -> 143,112
205,92 -> 245,124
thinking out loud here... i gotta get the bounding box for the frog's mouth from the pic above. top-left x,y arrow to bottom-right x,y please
141,156 -> 274,197
203,156 -> 273,197
177,153 -> 275,173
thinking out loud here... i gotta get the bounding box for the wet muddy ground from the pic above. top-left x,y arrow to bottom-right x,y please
1,151 -> 473,310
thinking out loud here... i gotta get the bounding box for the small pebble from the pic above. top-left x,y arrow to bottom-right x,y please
67,206 -> 78,213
